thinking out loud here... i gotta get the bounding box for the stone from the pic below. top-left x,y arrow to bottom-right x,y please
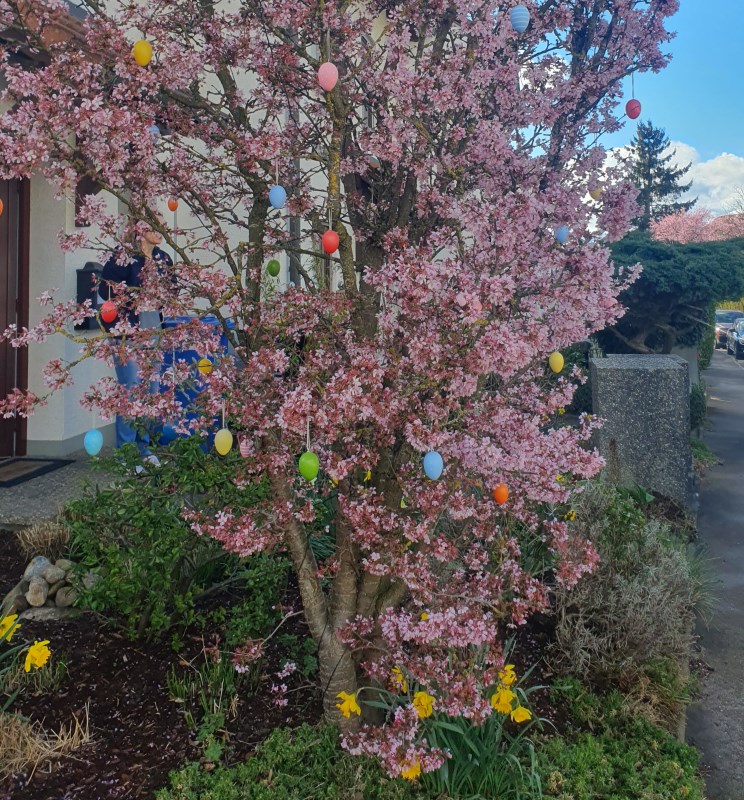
41,564 -> 66,584
47,580 -> 65,598
55,586 -> 77,607
2,580 -> 30,615
23,555 -> 51,581
82,571 -> 100,590
19,606 -> 81,622
54,559 -> 74,572
43,599 -> 56,607
590,355 -> 695,510
25,576 -> 49,607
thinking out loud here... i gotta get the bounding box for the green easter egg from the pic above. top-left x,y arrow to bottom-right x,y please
299,451 -> 319,481
267,259 -> 281,277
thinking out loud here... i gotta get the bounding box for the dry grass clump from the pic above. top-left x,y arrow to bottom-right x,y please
15,520 -> 70,561
0,706 -> 89,780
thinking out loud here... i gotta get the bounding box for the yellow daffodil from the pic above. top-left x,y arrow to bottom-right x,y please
558,407 -> 565,415
390,666 -> 408,694
510,705 -> 532,724
401,760 -> 422,780
0,614 -> 20,642
24,640 -> 51,672
364,470 -> 372,482
412,691 -> 435,719
498,664 -> 517,686
490,686 -> 516,714
400,497 -> 408,509
330,477 -> 339,487
335,691 -> 361,719
563,509 -> 576,521
419,611 -> 429,621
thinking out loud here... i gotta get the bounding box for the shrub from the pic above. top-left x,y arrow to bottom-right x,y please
689,380 -> 707,432
155,724 -> 418,800
551,483 -> 697,687
537,682 -> 704,800
698,306 -> 715,370
64,438 -> 278,639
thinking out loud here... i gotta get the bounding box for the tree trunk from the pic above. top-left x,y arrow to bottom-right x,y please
319,634 -> 361,732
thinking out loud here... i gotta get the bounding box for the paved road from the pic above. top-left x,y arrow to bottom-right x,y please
686,350 -> 744,799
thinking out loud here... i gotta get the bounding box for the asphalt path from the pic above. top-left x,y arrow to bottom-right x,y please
686,349 -> 744,799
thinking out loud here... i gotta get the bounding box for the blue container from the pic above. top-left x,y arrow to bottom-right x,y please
159,315 -> 234,444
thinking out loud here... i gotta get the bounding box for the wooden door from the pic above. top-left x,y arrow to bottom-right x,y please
0,179 -> 29,457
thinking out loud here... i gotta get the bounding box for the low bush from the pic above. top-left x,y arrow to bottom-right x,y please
64,438 -> 280,640
689,380 -> 707,432
537,681 -> 704,800
155,724 -> 418,800
15,519 -> 69,560
551,483 -> 698,693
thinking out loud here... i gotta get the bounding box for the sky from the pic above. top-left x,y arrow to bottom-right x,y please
601,1 -> 744,216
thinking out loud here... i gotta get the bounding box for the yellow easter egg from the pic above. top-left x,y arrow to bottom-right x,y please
132,39 -> 153,67
197,358 -> 213,375
549,351 -> 564,374
214,428 -> 233,456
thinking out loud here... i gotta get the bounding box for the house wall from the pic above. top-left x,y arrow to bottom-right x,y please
25,178 -> 116,456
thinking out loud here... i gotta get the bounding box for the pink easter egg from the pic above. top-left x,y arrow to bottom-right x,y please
318,62 -> 339,92
626,99 -> 641,120
239,438 -> 251,458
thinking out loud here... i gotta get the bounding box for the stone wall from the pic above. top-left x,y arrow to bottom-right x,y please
590,354 -> 695,510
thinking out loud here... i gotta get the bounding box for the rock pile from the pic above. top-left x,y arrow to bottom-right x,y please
2,555 -> 86,621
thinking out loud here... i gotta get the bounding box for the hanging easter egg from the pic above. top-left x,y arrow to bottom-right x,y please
167,197 -> 179,212
554,225 -> 569,244
549,351 -> 564,374
132,39 -> 153,67
492,483 -> 509,505
269,185 -> 287,209
589,186 -> 603,201
367,154 -> 381,170
423,451 -> 444,480
299,451 -> 320,481
266,259 -> 281,277
197,357 -> 213,375
148,123 -> 160,139
100,300 -> 117,324
626,99 -> 641,120
214,427 -> 233,456
0,199 -> 4,216
509,5 -> 530,33
83,429 -> 103,456
322,230 -> 339,254
239,438 -> 251,458
317,62 -> 339,92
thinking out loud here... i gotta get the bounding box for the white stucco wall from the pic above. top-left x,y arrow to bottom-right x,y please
25,178 -> 115,456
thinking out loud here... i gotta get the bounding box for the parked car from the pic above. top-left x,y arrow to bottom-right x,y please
715,309 -> 744,348
727,318 -> 744,359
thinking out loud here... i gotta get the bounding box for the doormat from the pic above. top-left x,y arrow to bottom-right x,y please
0,458 -> 74,488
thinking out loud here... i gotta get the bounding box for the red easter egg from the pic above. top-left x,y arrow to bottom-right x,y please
626,99 -> 641,120
322,230 -> 339,254
0,199 -> 4,217
492,483 -> 509,505
100,300 -> 117,324
167,197 -> 179,212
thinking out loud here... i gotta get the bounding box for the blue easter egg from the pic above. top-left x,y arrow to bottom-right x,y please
423,451 -> 444,480
269,185 -> 287,209
555,225 -> 569,244
510,5 -> 530,33
148,123 -> 160,138
84,429 -> 103,456
160,424 -> 178,445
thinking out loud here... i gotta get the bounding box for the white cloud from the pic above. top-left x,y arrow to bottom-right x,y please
665,142 -> 744,215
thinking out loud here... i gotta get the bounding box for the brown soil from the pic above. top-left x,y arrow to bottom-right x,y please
0,532 -> 321,800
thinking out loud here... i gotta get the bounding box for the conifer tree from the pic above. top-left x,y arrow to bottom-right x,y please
628,121 -> 696,230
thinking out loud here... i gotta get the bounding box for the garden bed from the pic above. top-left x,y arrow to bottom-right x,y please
0,532 -> 321,800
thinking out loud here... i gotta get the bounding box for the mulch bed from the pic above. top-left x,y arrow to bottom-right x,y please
0,532 -> 321,800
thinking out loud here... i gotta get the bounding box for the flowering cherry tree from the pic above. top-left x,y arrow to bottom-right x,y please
0,0 -> 677,776
652,209 -> 744,243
